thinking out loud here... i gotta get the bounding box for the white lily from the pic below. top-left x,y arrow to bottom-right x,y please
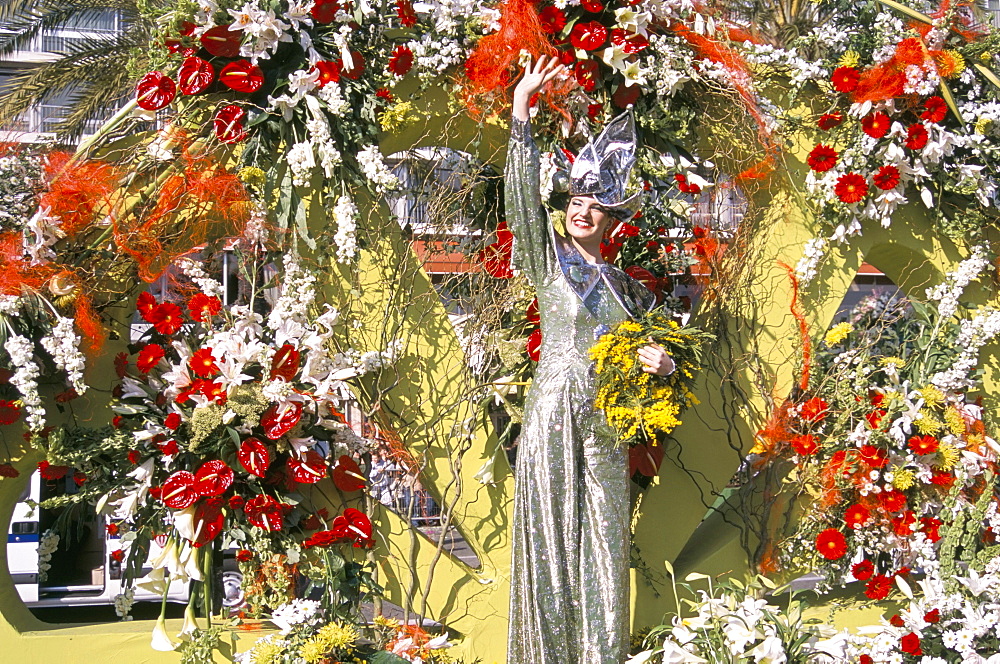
151,613 -> 180,652
179,602 -> 199,640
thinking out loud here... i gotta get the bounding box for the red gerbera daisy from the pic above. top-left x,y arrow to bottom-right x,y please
816,528 -> 848,560
188,293 -> 222,323
136,344 -> 166,373
189,348 -> 219,378
831,66 -> 860,93
807,144 -> 838,172
879,488 -> 907,513
905,123 -> 929,150
817,112 -> 843,130
834,172 -> 868,203
388,45 -> 414,76
791,434 -> 818,456
314,60 -> 342,87
395,0 -> 417,27
908,434 -> 939,455
865,574 -> 893,600
538,6 -> 566,34
844,503 -> 870,529
861,112 -> 891,139
921,96 -> 948,123
858,444 -> 888,468
852,559 -> 874,580
872,164 -> 900,190
150,302 -> 184,335
137,291 -> 158,321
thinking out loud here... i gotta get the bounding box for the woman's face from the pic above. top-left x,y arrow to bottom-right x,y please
565,195 -> 612,245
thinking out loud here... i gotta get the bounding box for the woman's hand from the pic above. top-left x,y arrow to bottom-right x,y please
513,55 -> 566,121
638,343 -> 675,376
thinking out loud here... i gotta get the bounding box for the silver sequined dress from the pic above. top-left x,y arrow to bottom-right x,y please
506,118 -> 655,664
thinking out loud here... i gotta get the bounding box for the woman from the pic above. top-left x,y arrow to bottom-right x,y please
506,56 -> 675,664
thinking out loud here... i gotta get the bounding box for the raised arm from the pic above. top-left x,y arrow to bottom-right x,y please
505,56 -> 566,285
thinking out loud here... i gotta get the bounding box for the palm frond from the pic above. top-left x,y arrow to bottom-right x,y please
0,1 -> 137,59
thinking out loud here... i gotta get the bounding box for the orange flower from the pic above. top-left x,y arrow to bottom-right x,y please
908,434 -> 939,455
799,397 -> 829,423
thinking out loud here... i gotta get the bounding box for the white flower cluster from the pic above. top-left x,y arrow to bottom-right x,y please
931,308 -> 1000,392
794,236 -> 830,285
225,1 -> 302,65
177,257 -> 225,299
4,334 -> 44,430
113,588 -> 135,620
269,598 -> 322,634
40,316 -> 88,394
0,295 -> 21,315
267,253 -> 317,332
37,529 -> 60,582
357,145 -> 400,193
640,33 -> 695,100
287,141 -> 316,187
408,33 -> 466,83
903,63 -> 940,97
740,42 -> 828,89
332,194 -> 358,263
925,245 -> 989,320
351,338 -> 404,374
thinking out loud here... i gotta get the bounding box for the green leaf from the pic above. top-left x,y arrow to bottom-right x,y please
974,63 -> 1000,91
874,0 -> 933,24
368,651 -> 411,664
937,80 -> 965,126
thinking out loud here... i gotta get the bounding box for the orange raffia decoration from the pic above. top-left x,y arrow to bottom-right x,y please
39,152 -> 119,237
778,261 -> 811,392
113,146 -> 250,282
751,398 -> 795,466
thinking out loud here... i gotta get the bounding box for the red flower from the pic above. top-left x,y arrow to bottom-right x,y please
889,614 -> 904,627
831,66 -> 860,93
920,516 -> 943,543
244,494 -> 284,531
859,656 -> 873,664
816,528 -> 847,560
477,221 -> 514,278
332,455 -> 366,492
905,123 -> 929,150
861,112 -> 891,139
343,51 -> 365,79
376,88 -> 394,103
220,59 -> 264,93
158,439 -> 179,457
873,164 -> 900,190
834,172 -> 868,204
287,450 -> 328,484
800,397 -> 829,423
303,529 -> 340,549
110,549 -> 125,563
921,95 -> 948,123
581,0 -> 604,11
852,559 -> 874,581
858,444 -> 888,469
908,434 -> 939,455
136,344 -> 165,373
538,6 -> 567,34
261,402 -> 303,440
574,59 -> 601,92
388,45 -> 414,77
892,510 -> 917,536
879,489 -> 907,513
0,400 -> 21,425
106,522 -> 120,536
865,573 -> 893,600
844,503 -> 870,529
161,470 -> 199,509
924,608 -> 940,623
193,460 -> 234,497
395,0 -> 417,27
610,29 -> 648,54
331,508 -> 373,548
0,463 -> 19,478
526,329 -> 542,362
229,495 -> 245,510
238,438 -> 271,477
612,82 -> 641,109
150,302 -> 184,335
900,632 -> 922,656
137,291 -> 158,321
189,347 -> 219,378
865,408 -> 887,429
214,104 -> 248,144
127,450 -> 141,464
136,71 -> 176,111
200,24 -> 242,58
270,344 -> 301,382
791,434 -> 818,456
73,471 -> 87,486
930,470 -> 956,488
114,352 -> 129,378
807,144 -> 838,172
526,299 -> 540,326
236,549 -> 253,562
187,293 -> 221,322
314,60 -> 342,87
311,0 -> 340,24
817,112 -> 843,130
570,21 -> 608,51
178,57 -> 214,95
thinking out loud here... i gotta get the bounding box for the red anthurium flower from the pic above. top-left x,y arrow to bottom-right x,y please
150,302 -> 184,335
190,497 -> 225,547
136,71 -> 176,111
538,6 -> 566,34
188,293 -> 222,322
395,0 -> 417,26
526,299 -> 540,326
270,344 -> 300,382
581,0 -> 604,11
261,401 -> 303,439
574,59 -> 601,92
924,608 -> 940,623
807,143 -> 838,172
526,328 -> 542,362
799,397 -> 829,422
214,104 -> 248,144
136,343 -> 166,373
314,60 -> 342,87
311,0 -> 341,23
861,112 -> 891,139
239,437 -> 271,477
879,488 -> 907,513
303,529 -> 340,548
220,59 -> 265,93
858,444 -> 888,468
288,450 -> 328,484
865,574 -> 892,600
908,434 -> 939,455
921,95 -> 947,123
830,66 -> 860,93
815,528 -> 847,560
610,28 -> 648,54
906,123 -> 929,150
189,347 -> 219,378
161,471 -> 199,508
200,24 -> 242,57
624,266 -> 660,297
137,291 -> 158,321
477,221 -> 514,278
791,434 -> 818,456
900,632 -> 922,656
193,460 -> 234,496
244,494 -> 284,531
873,164 -> 900,190
332,455 -> 367,492
629,441 -> 665,478
178,57 -> 214,95
0,400 -> 19,426
388,45 -> 414,76
570,21 -> 608,51
38,460 -> 69,480
229,495 -> 245,510
612,82 -> 641,109
834,172 -> 868,204
817,112 -> 843,130
844,503 -> 870,529
342,51 -> 365,79
852,559 -> 874,581
332,507 -> 373,548
164,412 -> 182,430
